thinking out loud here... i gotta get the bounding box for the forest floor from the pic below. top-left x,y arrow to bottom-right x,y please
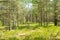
0,26 -> 60,40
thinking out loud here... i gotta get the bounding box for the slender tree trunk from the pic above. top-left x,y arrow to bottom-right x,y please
54,0 -> 58,26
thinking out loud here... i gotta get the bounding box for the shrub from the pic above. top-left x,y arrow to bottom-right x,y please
8,37 -> 19,40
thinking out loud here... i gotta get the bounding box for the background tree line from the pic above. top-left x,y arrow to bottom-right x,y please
0,0 -> 60,30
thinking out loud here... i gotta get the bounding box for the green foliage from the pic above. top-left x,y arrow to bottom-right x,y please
8,37 -> 19,40
0,26 -> 60,40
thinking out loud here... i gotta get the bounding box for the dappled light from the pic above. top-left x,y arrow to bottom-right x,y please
0,0 -> 60,40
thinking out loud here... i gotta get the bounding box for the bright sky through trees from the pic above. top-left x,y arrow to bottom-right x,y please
50,0 -> 53,1
25,3 -> 33,9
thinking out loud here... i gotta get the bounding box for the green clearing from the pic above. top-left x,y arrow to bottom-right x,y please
0,0 -> 60,40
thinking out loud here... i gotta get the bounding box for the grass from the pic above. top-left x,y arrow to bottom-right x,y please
0,25 -> 60,40
0,22 -> 60,40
